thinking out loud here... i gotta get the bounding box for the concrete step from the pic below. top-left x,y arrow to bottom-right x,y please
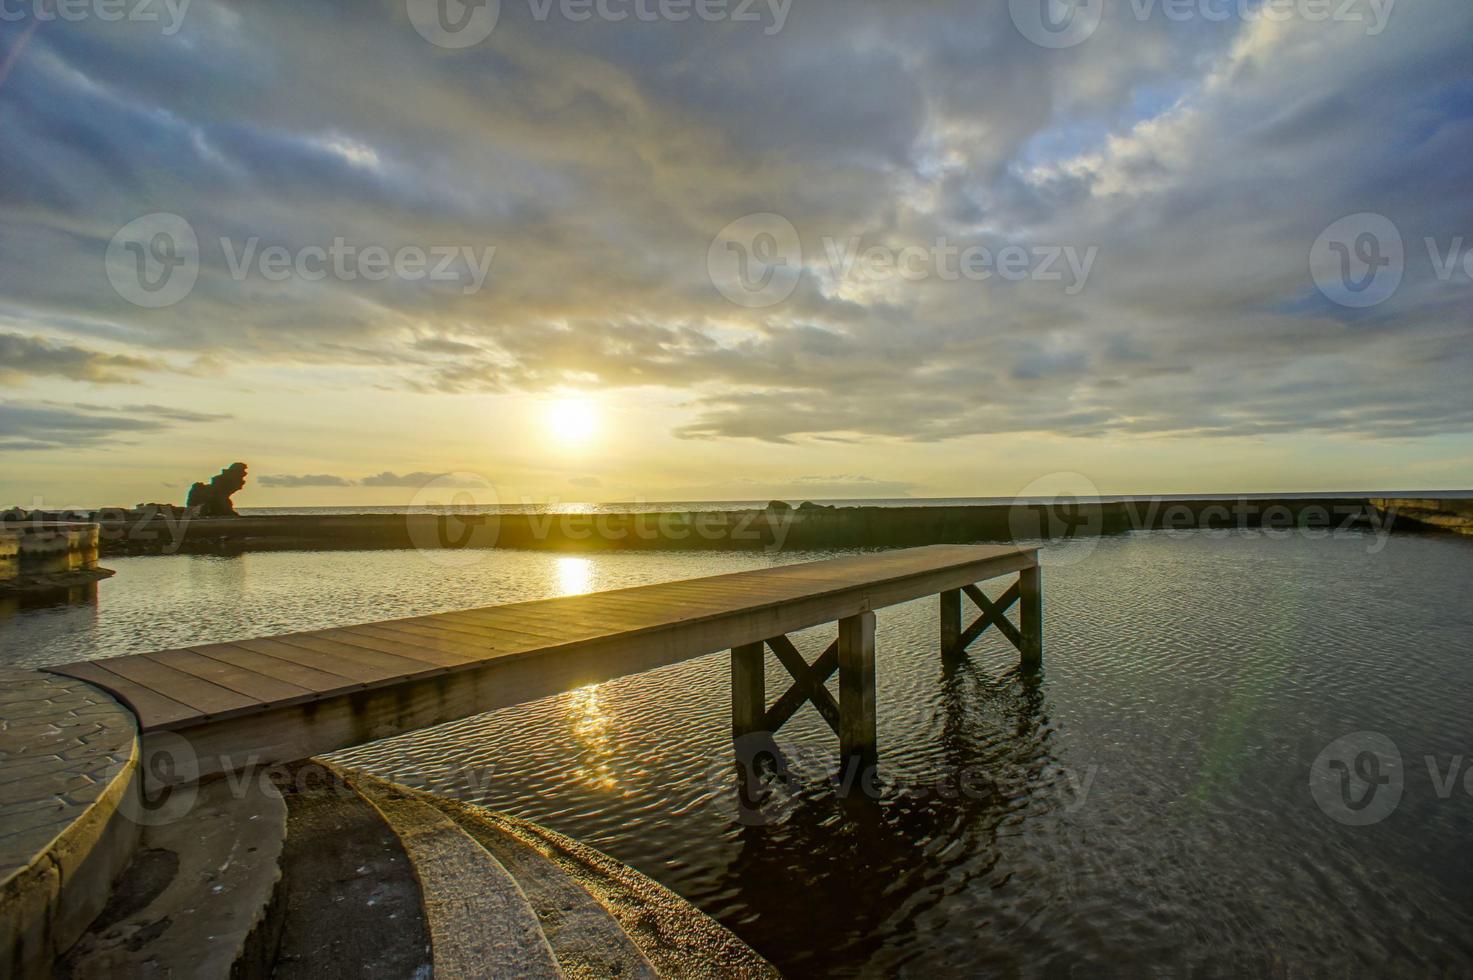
48,754 -> 777,979
336,769 -> 778,980
57,773 -> 286,979
430,800 -> 660,980
348,771 -> 564,980
268,762 -> 432,979
453,806 -> 780,980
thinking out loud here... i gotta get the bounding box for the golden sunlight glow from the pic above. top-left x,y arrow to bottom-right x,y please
545,397 -> 599,443
556,555 -> 593,596
568,683 -> 618,790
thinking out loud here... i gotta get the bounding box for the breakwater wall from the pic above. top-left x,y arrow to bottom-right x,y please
1370,497 -> 1473,537
17,497 -> 1456,557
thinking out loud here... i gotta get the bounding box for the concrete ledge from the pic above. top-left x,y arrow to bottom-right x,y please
0,524 -> 112,596
0,669 -> 140,980
57,776 -> 287,979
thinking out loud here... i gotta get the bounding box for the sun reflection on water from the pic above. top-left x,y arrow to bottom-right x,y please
556,555 -> 593,596
567,683 -> 618,791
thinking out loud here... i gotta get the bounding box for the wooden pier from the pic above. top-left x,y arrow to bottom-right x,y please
46,545 -> 1041,784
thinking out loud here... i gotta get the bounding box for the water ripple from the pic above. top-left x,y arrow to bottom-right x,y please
4,532 -> 1473,973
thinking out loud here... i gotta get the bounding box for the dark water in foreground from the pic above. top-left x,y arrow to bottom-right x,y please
4,531 -> 1473,975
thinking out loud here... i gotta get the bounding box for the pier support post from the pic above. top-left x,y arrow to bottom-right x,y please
1019,564 -> 1043,671
731,642 -> 766,738
838,611 -> 877,771
939,589 -> 961,657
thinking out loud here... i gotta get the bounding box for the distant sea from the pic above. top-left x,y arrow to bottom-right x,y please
239,490 -> 1470,517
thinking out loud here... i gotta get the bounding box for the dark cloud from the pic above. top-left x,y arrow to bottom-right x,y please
257,473 -> 355,488
0,0 -> 1470,446
0,332 -> 164,384
358,471 -> 490,488
72,403 -> 231,423
0,401 -> 224,451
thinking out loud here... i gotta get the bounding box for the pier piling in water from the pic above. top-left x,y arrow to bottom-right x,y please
728,553 -> 1044,773
837,611 -> 878,770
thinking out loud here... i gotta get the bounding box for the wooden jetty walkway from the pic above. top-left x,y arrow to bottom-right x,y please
47,544 -> 1041,784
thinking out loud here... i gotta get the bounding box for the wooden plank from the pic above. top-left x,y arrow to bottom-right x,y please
434,611 -> 611,645
351,619 -> 560,656
184,642 -> 365,696
249,635 -> 435,683
93,655 -> 259,718
507,591 -> 720,624
48,661 -> 198,730
144,649 -> 315,704
406,613 -> 601,646
423,605 -> 578,630
327,621 -> 489,669
377,623 -> 571,659
306,627 -> 481,669
230,637 -> 411,685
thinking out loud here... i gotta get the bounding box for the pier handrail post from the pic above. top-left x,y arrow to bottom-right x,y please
939,589 -> 961,657
837,611 -> 878,772
731,642 -> 766,738
1019,563 -> 1043,670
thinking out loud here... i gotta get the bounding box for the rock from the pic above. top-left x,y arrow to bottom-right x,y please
185,462 -> 248,518
764,500 -> 792,512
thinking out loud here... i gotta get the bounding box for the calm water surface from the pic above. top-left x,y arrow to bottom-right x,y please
3,531 -> 1472,975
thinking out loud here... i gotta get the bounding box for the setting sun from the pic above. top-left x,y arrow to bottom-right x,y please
545,397 -> 599,443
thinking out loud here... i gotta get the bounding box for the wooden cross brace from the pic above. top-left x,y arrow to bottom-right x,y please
730,611 -> 878,767
732,634 -> 840,736
958,581 -> 1022,653
941,565 -> 1043,668
764,635 -> 840,734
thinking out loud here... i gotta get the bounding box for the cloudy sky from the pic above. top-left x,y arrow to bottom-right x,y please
1,0 -> 1470,508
